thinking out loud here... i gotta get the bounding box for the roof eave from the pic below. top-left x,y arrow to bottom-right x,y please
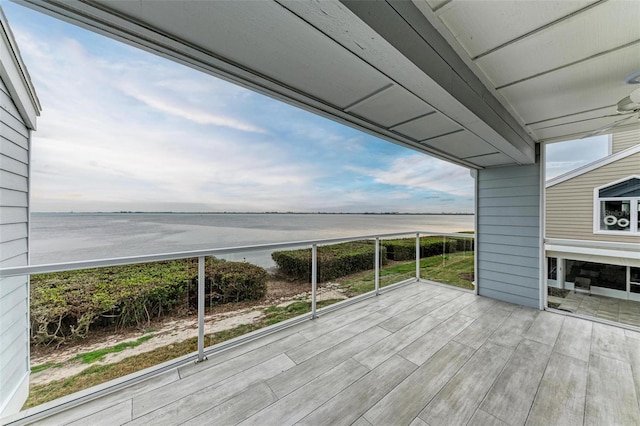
0,7 -> 41,130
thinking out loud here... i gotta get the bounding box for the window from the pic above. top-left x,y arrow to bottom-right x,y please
595,176 -> 640,234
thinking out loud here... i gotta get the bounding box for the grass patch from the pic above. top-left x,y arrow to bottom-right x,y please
30,362 -> 63,374
420,252 -> 474,290
24,299 -> 341,409
339,251 -> 474,295
73,335 -> 155,364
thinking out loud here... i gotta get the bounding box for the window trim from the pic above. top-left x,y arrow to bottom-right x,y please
593,175 -> 640,235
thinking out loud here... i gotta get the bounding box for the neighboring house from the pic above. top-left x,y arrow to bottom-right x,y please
546,129 -> 640,301
0,9 -> 40,417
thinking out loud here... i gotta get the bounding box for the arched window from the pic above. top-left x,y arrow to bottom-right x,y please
594,176 -> 640,234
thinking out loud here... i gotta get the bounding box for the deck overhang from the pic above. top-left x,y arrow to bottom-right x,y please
15,0 -> 539,168
15,0 -> 640,166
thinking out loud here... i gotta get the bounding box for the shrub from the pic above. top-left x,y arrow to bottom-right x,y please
30,257 -> 268,345
204,258 -> 268,303
271,241 -> 387,282
381,237 -> 458,261
451,233 -> 474,252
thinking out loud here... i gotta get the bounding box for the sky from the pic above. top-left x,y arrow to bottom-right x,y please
2,3 -> 609,213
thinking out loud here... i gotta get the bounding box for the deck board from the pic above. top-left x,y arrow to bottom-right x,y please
525,353 -> 587,426
523,311 -> 564,346
467,409 -> 509,426
295,355 -> 417,426
488,306 -> 538,348
553,316 -> 592,362
590,322 -> 629,362
16,281 -> 640,426
266,326 -> 390,398
453,306 -> 511,350
585,353 -> 640,425
286,311 -> 388,363
418,342 -> 514,426
398,313 -> 475,365
363,341 -> 474,426
626,334 -> 640,407
239,359 -> 369,425
353,313 -> 442,369
182,381 -> 277,425
129,353 -> 295,424
480,339 -> 552,425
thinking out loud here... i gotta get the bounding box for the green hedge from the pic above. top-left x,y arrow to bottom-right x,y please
271,241 -> 387,282
204,259 -> 267,303
381,237 -> 457,261
30,257 -> 268,345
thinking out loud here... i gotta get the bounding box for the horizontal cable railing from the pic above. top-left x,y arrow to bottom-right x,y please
0,231 -> 473,277
1,230 -> 474,365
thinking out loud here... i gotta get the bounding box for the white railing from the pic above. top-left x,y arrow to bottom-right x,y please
0,230 -> 474,363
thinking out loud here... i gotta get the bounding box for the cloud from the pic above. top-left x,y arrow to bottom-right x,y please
117,82 -> 267,134
6,4 -> 475,214
545,135 -> 609,179
348,154 -> 474,197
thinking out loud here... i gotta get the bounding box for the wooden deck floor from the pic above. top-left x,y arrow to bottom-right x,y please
25,282 -> 640,425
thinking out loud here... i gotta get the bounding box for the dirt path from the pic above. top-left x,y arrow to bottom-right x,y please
30,281 -> 347,386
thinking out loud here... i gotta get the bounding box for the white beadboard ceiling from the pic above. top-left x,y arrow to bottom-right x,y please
16,0 -> 640,168
417,0 -> 640,143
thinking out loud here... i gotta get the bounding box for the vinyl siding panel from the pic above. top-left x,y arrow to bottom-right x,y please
546,151 -> 640,243
0,154 -> 27,176
0,75 -> 30,416
0,189 -> 27,207
0,137 -> 28,163
477,164 -> 540,309
0,253 -> 27,267
611,129 -> 640,154
0,206 -> 27,224
1,239 -> 27,261
478,184 -> 540,198
479,252 -> 540,269
478,225 -> 539,238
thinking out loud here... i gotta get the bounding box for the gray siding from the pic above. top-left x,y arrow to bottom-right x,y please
0,76 -> 30,414
612,129 -> 640,154
477,164 -> 540,309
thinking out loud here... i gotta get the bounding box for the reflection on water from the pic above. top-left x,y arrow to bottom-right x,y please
31,213 -> 474,266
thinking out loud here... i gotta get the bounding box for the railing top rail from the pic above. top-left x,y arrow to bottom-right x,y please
0,230 -> 474,278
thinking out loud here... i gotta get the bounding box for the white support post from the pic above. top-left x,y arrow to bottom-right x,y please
415,232 -> 420,281
375,238 -> 380,295
197,256 -> 206,363
312,244 -> 317,319
442,236 -> 446,268
557,257 -> 565,290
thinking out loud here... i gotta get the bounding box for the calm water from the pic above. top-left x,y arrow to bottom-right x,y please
31,213 -> 474,267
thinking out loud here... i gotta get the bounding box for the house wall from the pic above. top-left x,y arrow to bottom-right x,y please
0,8 -> 39,417
612,129 -> 640,154
546,151 -> 640,243
0,76 -> 30,416
477,164 -> 541,309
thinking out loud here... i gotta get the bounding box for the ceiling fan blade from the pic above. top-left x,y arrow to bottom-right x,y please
581,114 -> 636,139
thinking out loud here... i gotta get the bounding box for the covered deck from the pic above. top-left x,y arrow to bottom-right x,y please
14,281 -> 640,425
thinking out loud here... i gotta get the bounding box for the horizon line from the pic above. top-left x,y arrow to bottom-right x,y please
32,211 -> 474,215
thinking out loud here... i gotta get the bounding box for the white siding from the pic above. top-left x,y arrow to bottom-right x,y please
0,76 -> 30,416
546,151 -> 640,243
477,164 -> 541,309
612,129 -> 640,154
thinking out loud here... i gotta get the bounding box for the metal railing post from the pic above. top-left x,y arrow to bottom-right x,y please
375,237 -> 380,295
442,236 -> 446,267
312,244 -> 317,319
415,232 -> 420,281
197,256 -> 206,362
